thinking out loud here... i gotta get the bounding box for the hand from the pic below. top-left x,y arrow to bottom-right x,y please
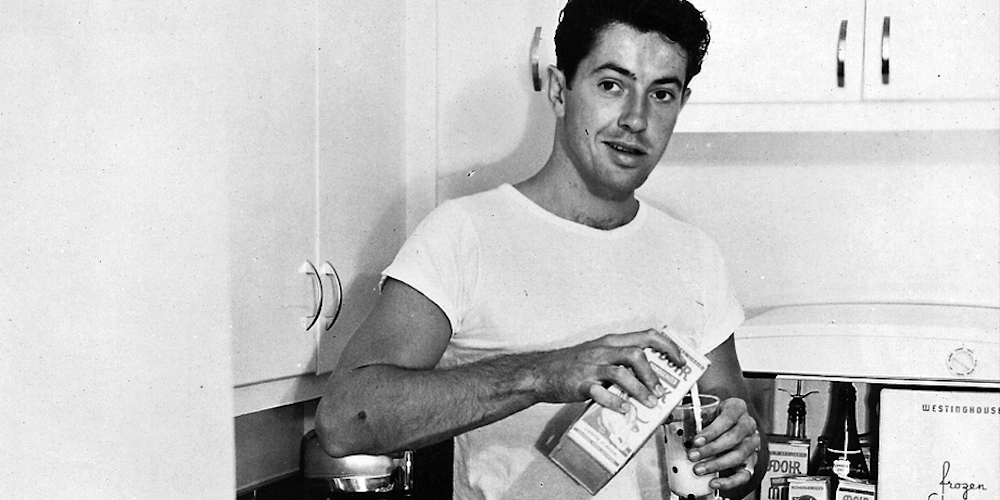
686,397 -> 761,490
529,328 -> 686,413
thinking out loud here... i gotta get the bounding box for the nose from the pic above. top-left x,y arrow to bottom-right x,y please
618,93 -> 648,132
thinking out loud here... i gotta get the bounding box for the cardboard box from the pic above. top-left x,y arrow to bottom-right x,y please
548,330 -> 710,494
770,475 -> 831,500
835,479 -> 875,500
877,389 -> 999,500
760,436 -> 810,500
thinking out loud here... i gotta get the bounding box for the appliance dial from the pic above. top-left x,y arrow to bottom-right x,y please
946,347 -> 977,377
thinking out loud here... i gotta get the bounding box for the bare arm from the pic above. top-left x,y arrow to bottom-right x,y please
315,278 -> 687,457
687,335 -> 770,499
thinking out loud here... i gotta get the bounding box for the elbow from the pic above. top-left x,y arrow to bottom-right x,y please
314,425 -> 352,459
314,395 -> 373,458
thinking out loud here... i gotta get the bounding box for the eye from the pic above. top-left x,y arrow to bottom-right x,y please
598,80 -> 622,93
651,89 -> 676,102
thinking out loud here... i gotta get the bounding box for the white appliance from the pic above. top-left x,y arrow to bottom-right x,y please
735,303 -> 1000,499
735,303 -> 1000,387
878,389 -> 999,500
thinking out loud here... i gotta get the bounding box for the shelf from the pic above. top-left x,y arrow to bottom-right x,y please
753,373 -> 1000,390
234,374 -> 328,416
676,100 -> 1000,133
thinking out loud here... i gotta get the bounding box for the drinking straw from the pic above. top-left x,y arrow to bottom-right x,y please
691,383 -> 722,500
690,383 -> 703,432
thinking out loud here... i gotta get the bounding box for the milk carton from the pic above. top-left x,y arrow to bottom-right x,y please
548,330 -> 710,494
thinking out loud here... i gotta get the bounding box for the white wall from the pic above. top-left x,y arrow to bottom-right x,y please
639,130 -> 1000,312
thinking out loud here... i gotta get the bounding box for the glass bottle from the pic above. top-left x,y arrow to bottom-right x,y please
779,380 -> 817,439
818,382 -> 870,481
809,436 -> 828,476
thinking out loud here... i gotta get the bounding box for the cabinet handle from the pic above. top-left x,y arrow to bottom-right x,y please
531,26 -> 542,91
881,16 -> 891,84
298,260 -> 323,331
837,20 -> 848,88
319,261 -> 343,331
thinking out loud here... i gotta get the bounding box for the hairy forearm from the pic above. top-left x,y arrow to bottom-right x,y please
316,353 -> 544,457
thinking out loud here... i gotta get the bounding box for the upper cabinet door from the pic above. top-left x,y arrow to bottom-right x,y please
229,0 -> 320,387
689,0 -> 866,104
315,0 -> 407,374
862,0 -> 1000,101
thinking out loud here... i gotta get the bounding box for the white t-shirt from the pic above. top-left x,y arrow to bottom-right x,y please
384,184 -> 744,500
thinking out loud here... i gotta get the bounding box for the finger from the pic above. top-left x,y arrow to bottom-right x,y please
585,341 -> 664,404
707,462 -> 754,490
586,383 -> 629,413
692,398 -> 752,449
600,328 -> 684,365
598,363 -> 660,408
689,407 -> 758,463
691,427 -> 761,475
650,327 -> 687,366
692,415 -> 757,460
619,346 -> 667,401
693,432 -> 758,476
620,328 -> 686,368
602,329 -> 685,368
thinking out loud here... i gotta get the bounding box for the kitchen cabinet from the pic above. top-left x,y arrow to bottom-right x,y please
229,0 -> 324,389
688,1 -> 868,104
692,0 -> 999,104
861,0 -> 999,102
679,0 -> 1000,131
314,1 -> 406,374
1,1 -> 238,497
231,0 -> 407,402
3,0 -> 407,494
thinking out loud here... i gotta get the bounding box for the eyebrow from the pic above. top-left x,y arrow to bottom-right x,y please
592,62 -> 685,87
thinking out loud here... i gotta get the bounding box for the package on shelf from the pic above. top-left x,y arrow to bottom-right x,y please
760,435 -> 810,500
770,475 -> 831,500
835,479 -> 876,500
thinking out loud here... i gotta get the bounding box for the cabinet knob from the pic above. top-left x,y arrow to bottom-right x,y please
319,261 -> 343,331
880,16 -> 891,85
298,260 -> 323,331
837,20 -> 848,88
531,26 -> 543,92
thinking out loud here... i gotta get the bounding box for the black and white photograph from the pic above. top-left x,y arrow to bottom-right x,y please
2,1 -> 997,499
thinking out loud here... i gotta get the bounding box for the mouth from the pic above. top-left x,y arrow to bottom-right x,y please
604,141 -> 647,157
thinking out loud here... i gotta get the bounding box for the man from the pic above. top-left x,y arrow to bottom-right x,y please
317,0 -> 767,498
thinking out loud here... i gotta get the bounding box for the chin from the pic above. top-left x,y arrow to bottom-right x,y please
588,179 -> 645,202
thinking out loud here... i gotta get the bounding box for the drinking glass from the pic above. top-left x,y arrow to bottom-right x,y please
663,394 -> 720,500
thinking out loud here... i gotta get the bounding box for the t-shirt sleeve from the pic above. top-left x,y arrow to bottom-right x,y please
382,200 -> 480,336
695,234 -> 745,355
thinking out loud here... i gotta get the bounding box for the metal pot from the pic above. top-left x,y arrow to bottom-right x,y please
302,429 -> 412,493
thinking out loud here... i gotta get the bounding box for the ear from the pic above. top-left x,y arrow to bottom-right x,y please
546,65 -> 568,117
680,87 -> 692,109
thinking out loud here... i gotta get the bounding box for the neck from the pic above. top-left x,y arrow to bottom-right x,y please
514,158 -> 640,230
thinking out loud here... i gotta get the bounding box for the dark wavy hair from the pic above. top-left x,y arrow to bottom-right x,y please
554,0 -> 710,89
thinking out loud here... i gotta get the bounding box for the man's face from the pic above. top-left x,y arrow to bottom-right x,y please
556,23 -> 690,201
